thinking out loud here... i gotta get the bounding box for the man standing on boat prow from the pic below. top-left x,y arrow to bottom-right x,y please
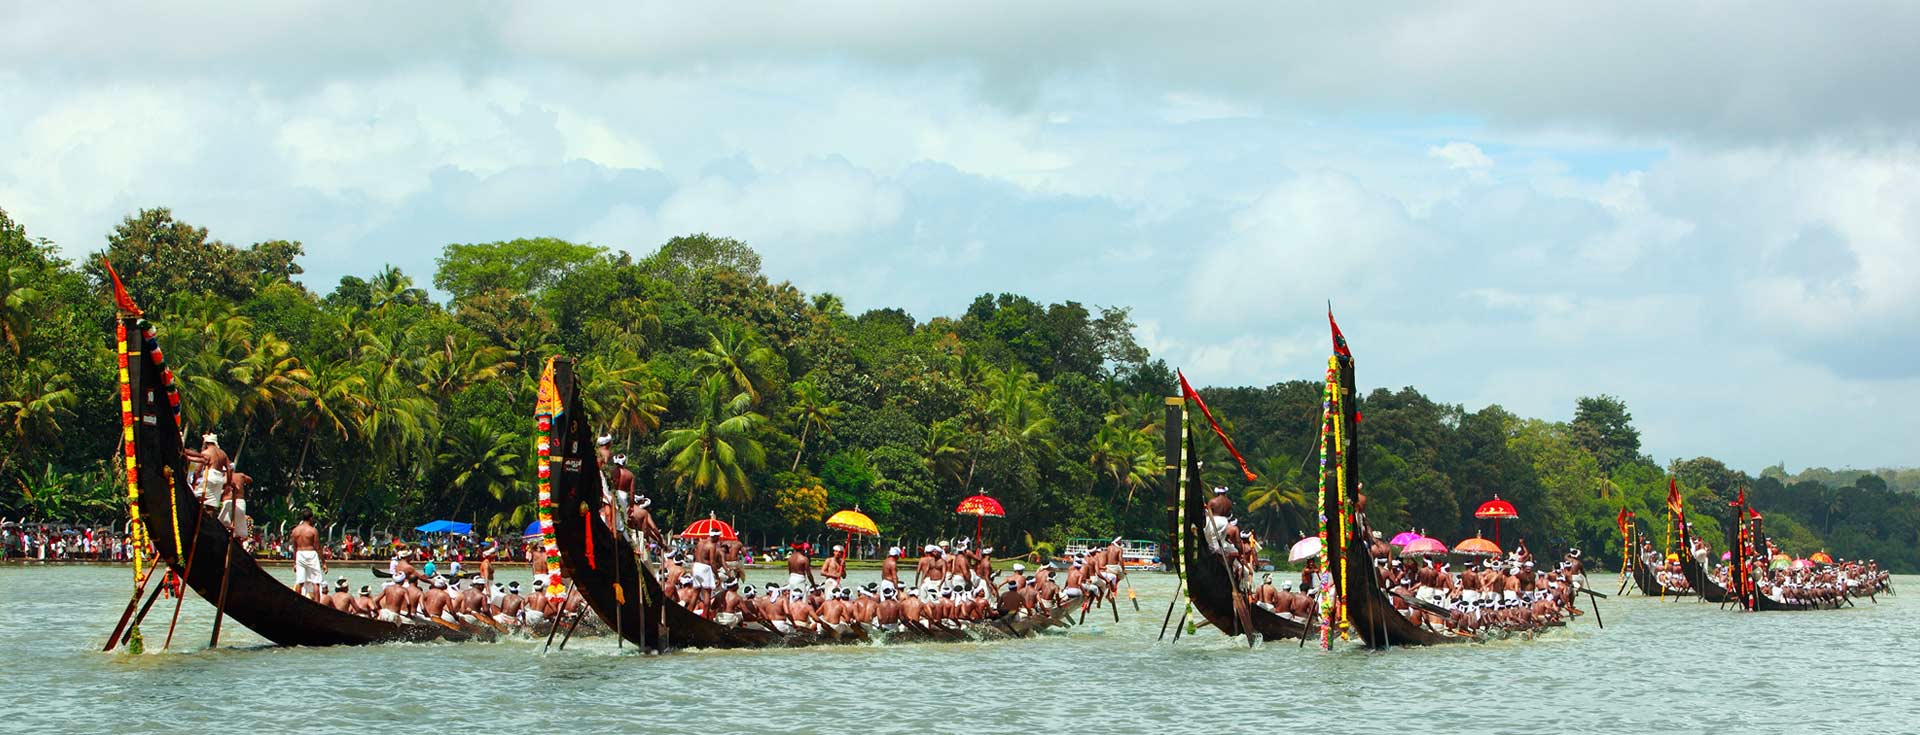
1205,487 -> 1233,553
822,545 -> 847,593
291,511 -> 325,598
185,433 -> 230,509
627,495 -> 665,557
914,545 -> 945,597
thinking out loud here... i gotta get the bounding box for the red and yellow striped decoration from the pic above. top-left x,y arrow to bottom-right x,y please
115,321 -> 149,581
534,356 -> 564,595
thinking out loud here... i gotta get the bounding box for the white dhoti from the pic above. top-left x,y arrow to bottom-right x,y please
293,550 -> 324,588
377,609 -> 401,623
879,579 -> 898,594
919,577 -> 941,595
1503,590 -> 1518,602
715,612 -> 742,627
199,470 -> 227,509
218,499 -> 248,538
522,610 -> 547,627
772,620 -> 795,634
691,562 -> 718,590
789,572 -> 810,589
1204,514 -> 1230,551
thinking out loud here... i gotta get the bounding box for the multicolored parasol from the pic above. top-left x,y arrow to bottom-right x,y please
1474,494 -> 1519,546
1400,537 -> 1448,557
1453,533 -> 1501,557
955,494 -> 1005,547
825,507 -> 878,556
679,514 -> 738,541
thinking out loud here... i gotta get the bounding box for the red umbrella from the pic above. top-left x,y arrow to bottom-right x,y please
679,514 -> 738,541
955,494 -> 1005,548
1474,494 -> 1519,546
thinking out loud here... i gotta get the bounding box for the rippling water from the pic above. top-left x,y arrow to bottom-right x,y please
2,564 -> 1913,733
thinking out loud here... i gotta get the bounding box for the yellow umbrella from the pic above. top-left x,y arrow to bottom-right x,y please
825,507 -> 878,557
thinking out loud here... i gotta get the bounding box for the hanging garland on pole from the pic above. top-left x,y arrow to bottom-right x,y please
533,356 -> 565,596
114,318 -> 150,583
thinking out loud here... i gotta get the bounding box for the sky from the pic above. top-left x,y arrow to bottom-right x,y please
4,3 -> 1918,473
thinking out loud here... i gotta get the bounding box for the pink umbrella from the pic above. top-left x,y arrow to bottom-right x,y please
1389,531 -> 1422,547
1721,551 -> 1732,561
1288,536 -> 1323,562
1400,537 -> 1448,557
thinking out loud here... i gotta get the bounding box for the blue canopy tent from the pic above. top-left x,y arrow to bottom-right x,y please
414,520 -> 473,534
523,520 -> 543,538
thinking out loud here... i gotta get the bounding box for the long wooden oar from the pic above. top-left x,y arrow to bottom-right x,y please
1157,579 -> 1185,641
1124,574 -> 1141,611
1298,600 -> 1318,648
540,582 -> 573,653
101,564 -> 160,651
207,541 -> 235,648
120,576 -> 171,648
1582,588 -> 1604,628
162,494 -> 211,650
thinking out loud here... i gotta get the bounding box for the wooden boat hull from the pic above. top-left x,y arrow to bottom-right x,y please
1632,555 -> 1699,598
1178,434 -> 1307,644
124,316 -> 464,647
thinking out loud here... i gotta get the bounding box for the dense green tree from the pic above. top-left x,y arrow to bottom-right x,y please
1571,394 -> 1641,474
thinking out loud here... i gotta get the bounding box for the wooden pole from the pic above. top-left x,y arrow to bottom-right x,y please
207,540 -> 235,648
541,581 -> 574,653
1156,579 -> 1184,641
101,563 -> 159,651
162,469 -> 209,651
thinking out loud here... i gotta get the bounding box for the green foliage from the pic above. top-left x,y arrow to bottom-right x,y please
5,204 -> 1917,571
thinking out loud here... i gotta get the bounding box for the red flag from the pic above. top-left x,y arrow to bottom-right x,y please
1615,507 -> 1631,538
1666,477 -> 1684,518
1176,370 -> 1257,482
102,258 -> 143,317
1729,486 -> 1746,507
1328,306 -> 1351,359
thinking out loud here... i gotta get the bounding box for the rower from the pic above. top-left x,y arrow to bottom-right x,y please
880,546 -> 903,594
291,511 -> 325,598
787,542 -> 819,594
692,529 -> 724,615
183,432 -> 230,510
499,582 -> 526,627
220,465 -> 251,539
914,545 -> 946,596
354,585 -> 378,618
822,544 -> 847,593
626,495 -> 665,556
1205,487 -> 1233,552
875,587 -> 904,632
715,580 -> 746,627
327,577 -> 354,612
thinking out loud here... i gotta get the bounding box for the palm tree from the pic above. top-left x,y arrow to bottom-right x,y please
436,417 -> 522,521
921,418 -> 967,486
658,374 -> 767,515
0,359 -> 75,481
414,332 -> 513,402
168,294 -> 253,429
695,324 -> 776,406
1244,456 -> 1313,541
227,332 -> 312,462
283,358 -> 367,491
786,379 -> 839,471
578,353 -> 667,452
368,265 -> 427,310
0,264 -> 43,355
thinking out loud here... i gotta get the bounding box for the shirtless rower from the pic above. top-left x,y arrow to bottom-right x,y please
353,585 -> 378,618
499,582 -> 526,628
822,545 -> 847,593
327,577 -> 354,613
184,433 -> 230,510
626,496 -> 665,557
758,584 -> 793,633
376,575 -> 411,623
720,534 -> 745,585
946,540 -> 972,589
1205,487 -> 1233,551
914,545 -> 946,597
220,466 -> 251,539
692,529 -> 723,616
786,588 -> 824,635
715,580 -> 747,627
875,587 -> 905,632
787,543 -> 819,593
880,546 -> 903,595
421,577 -> 458,627
291,511 -> 325,598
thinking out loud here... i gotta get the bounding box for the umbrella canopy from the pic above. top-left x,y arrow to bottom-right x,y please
1810,551 -> 1834,564
414,520 -> 473,534
955,494 -> 1006,518
1473,496 -> 1519,519
1721,551 -> 1732,561
1288,536 -> 1323,562
1453,534 -> 1501,557
679,516 -> 738,541
1790,558 -> 1814,569
825,508 -> 879,537
1389,531 -> 1423,546
1401,537 -> 1448,557
1769,556 -> 1792,570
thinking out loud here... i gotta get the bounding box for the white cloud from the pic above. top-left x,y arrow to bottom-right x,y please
1428,141 -> 1492,172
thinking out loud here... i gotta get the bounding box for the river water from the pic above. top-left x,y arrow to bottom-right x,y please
1,564 -> 1913,734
